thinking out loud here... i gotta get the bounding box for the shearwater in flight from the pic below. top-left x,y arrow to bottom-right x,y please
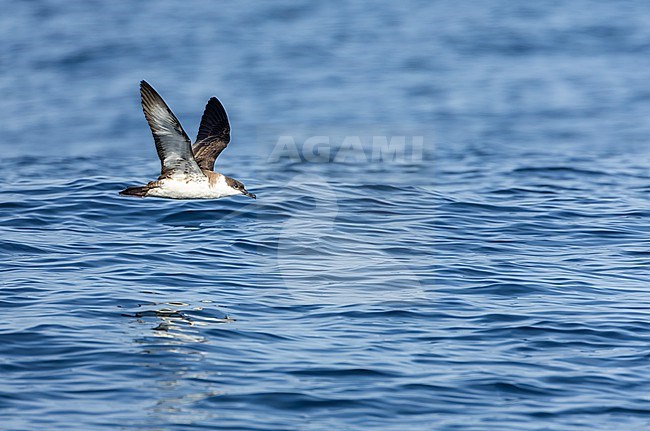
120,80 -> 256,200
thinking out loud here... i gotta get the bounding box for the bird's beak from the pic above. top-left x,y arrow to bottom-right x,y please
242,190 -> 256,199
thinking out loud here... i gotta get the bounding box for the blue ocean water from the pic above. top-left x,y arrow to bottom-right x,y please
1,1 -> 650,430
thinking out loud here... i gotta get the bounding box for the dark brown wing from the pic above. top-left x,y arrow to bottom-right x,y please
140,80 -> 203,179
192,97 -> 231,171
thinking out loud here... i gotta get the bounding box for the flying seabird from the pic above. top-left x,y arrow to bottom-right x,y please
120,80 -> 256,200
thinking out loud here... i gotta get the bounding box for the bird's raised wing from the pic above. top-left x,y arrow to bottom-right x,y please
192,97 -> 231,171
140,80 -> 203,179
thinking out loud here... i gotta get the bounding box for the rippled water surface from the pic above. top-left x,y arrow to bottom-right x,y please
2,1 -> 650,430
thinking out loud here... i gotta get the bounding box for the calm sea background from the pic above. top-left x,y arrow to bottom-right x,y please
1,1 -> 650,430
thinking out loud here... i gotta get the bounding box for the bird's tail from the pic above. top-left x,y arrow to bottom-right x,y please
119,185 -> 150,197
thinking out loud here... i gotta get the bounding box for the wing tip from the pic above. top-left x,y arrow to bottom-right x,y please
140,80 -> 155,97
206,96 -> 224,111
203,96 -> 228,121
140,81 -> 162,114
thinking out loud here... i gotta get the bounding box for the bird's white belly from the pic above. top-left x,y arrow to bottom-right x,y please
147,178 -> 233,199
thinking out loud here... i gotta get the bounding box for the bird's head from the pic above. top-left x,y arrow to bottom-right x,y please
225,176 -> 256,199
